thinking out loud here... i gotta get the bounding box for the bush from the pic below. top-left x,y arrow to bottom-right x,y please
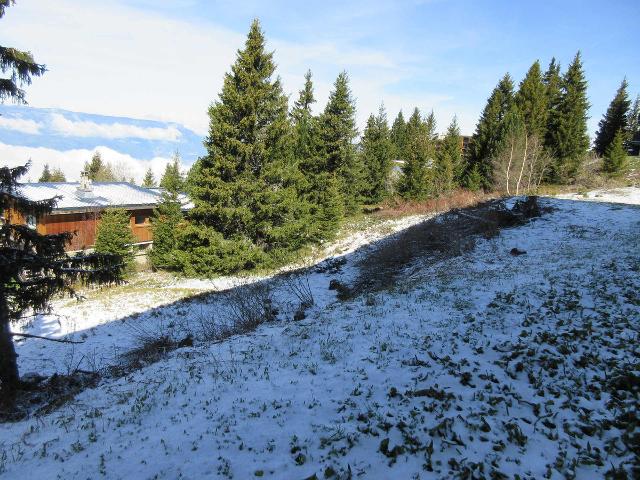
94,208 -> 135,271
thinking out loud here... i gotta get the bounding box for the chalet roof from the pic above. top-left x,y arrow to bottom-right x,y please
17,182 -> 193,212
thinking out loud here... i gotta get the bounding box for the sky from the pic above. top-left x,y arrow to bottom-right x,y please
0,0 -> 638,182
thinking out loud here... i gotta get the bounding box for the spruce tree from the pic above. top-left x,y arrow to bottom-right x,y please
602,129 -> 627,175
160,154 -> 183,192
85,152 -> 103,181
543,58 -> 563,153
182,20 -> 311,274
436,117 -> 462,192
397,108 -> 432,200
49,167 -> 65,182
390,110 -> 407,160
547,52 -> 590,182
150,169 -> 182,270
594,78 -> 631,156
95,208 -> 136,272
467,73 -> 515,188
142,168 -> 156,188
628,95 -> 640,141
516,60 -> 547,139
317,71 -> 362,214
360,104 -> 393,204
291,70 -> 316,165
39,164 -> 52,182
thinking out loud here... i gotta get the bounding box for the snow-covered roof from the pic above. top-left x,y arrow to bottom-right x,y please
18,182 -> 192,212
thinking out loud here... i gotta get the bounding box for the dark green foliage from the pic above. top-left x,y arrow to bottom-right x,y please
94,208 -> 135,271
467,73 -> 515,188
49,167 -> 65,182
0,1 -> 46,103
1,163 -> 124,393
84,151 -> 118,182
39,164 -> 52,182
436,117 -> 462,193
602,129 -> 627,175
628,95 -> 640,142
142,168 -> 156,188
292,71 -> 343,241
516,60 -> 547,139
360,105 -> 393,203
390,110 -> 407,160
150,193 -> 182,270
160,154 -> 183,192
594,78 -> 631,156
317,71 -> 362,214
181,20 -> 312,275
546,52 -> 590,182
397,108 -> 434,200
543,58 -> 563,153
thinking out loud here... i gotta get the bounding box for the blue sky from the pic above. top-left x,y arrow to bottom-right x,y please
1,0 -> 638,181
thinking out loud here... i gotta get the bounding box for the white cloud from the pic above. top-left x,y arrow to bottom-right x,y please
0,116 -> 42,134
0,142 -> 183,185
49,113 -> 182,141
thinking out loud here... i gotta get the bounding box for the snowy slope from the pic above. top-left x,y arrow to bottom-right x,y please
1,193 -> 638,479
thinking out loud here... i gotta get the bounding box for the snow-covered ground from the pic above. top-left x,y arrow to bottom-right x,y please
555,185 -> 640,205
1,190 -> 638,479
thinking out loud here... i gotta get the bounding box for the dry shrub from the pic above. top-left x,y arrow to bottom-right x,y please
376,189 -> 493,218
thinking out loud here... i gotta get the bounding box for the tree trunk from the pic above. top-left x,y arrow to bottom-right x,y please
0,293 -> 20,396
515,135 -> 528,196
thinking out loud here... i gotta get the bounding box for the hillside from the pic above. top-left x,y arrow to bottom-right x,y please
1,192 -> 639,479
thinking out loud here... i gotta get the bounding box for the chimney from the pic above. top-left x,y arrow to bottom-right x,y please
78,170 -> 93,192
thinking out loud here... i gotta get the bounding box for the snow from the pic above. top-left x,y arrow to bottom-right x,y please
1,190 -> 638,479
555,185 -> 640,205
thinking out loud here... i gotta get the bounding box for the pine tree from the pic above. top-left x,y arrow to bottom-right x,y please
182,20 -> 311,274
160,153 -> 183,192
390,110 -> 407,160
397,108 -> 432,200
291,70 -> 316,164
1,164 -> 124,399
436,117 -> 462,193
49,167 -> 65,182
150,169 -> 182,270
95,208 -> 136,271
0,2 -> 46,103
547,52 -> 590,182
543,57 -> 563,153
317,71 -> 362,214
85,152 -> 103,180
467,73 -> 515,188
142,168 -> 156,188
39,164 -> 52,182
516,60 -> 547,139
602,129 -> 628,175
594,78 -> 631,156
360,104 -> 393,204
628,95 -> 640,141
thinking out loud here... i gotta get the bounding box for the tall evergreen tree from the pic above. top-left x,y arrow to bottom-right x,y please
594,78 -> 631,156
317,71 -> 362,214
142,168 -> 156,188
436,117 -> 463,192
85,151 -> 104,181
602,129 -> 628,175
547,52 -> 590,182
628,94 -> 640,142
397,108 -> 432,200
467,73 -> 515,188
516,60 -> 547,139
160,154 -> 183,192
39,164 -> 52,182
150,164 -> 183,270
182,20 -> 311,275
543,57 -> 563,152
360,104 -> 393,204
390,110 -> 407,160
290,70 -> 341,240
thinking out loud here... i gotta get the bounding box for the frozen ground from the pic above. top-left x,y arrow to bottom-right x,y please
555,186 -> 640,205
1,191 -> 638,479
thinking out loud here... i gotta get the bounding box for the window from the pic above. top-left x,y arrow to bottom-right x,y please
26,215 -> 37,230
134,214 -> 147,225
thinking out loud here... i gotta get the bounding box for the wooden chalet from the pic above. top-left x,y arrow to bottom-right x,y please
2,172 -> 191,252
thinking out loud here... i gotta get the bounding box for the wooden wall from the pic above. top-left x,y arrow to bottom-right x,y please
7,207 -> 155,252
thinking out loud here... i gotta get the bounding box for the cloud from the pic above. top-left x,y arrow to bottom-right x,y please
49,113 -> 182,141
0,142 -> 185,184
0,116 -> 42,134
